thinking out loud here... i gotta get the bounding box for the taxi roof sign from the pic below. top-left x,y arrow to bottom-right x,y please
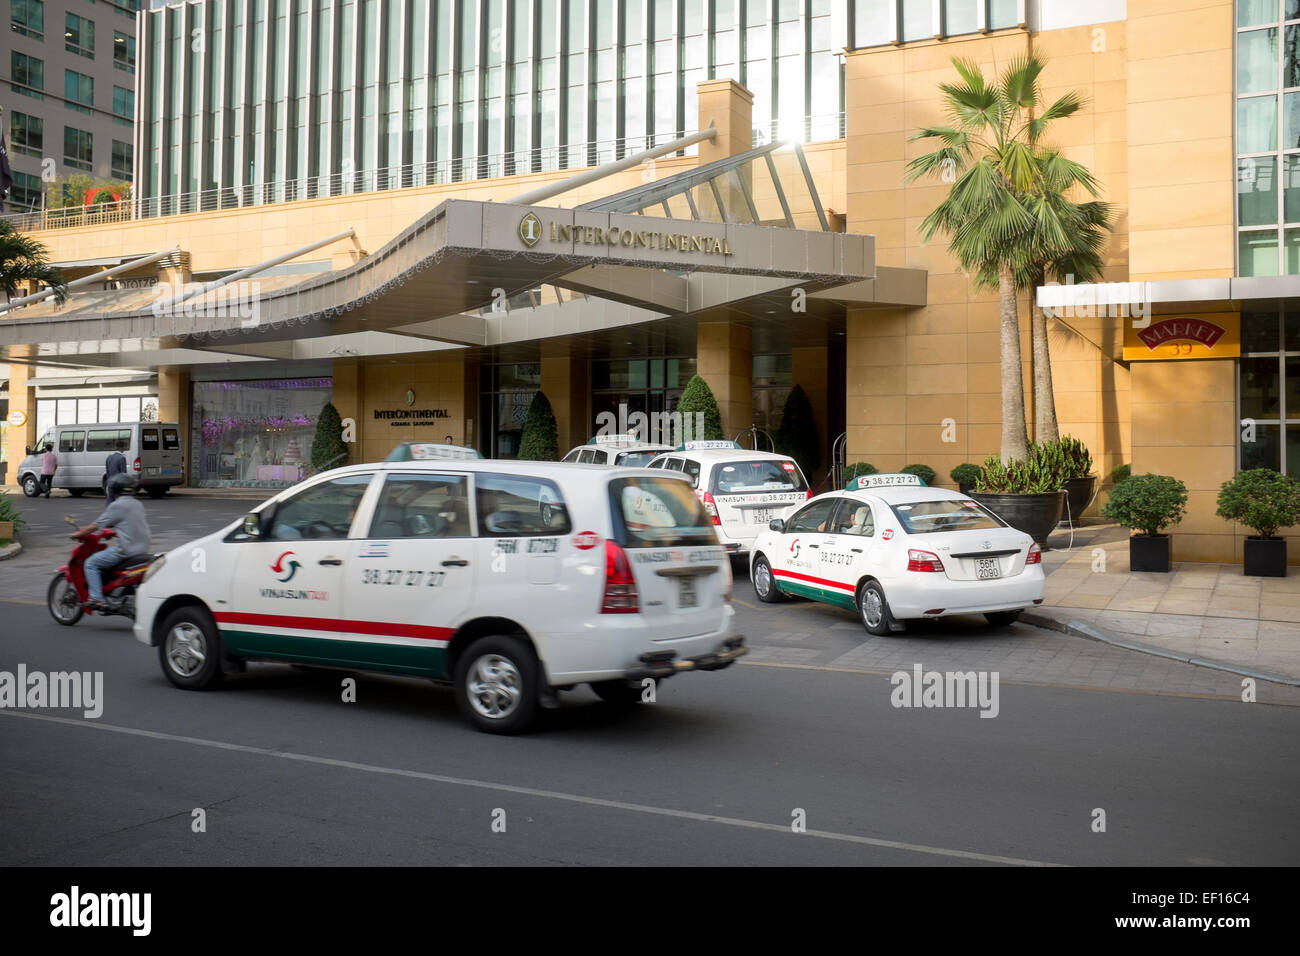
385,442 -> 483,462
677,440 -> 741,451
590,433 -> 644,445
847,473 -> 925,490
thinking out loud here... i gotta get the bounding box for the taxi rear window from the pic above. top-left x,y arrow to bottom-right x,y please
608,477 -> 718,549
710,459 -> 805,494
888,499 -> 1005,535
614,451 -> 659,467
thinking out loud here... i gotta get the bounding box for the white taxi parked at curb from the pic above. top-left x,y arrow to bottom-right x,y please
748,473 -> 1046,634
136,460 -> 746,733
646,441 -> 810,555
561,433 -> 674,467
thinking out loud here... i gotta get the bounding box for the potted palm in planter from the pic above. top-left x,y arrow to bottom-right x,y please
1215,468 -> 1300,577
951,463 -> 981,494
1100,473 -> 1188,573
969,454 -> 1067,546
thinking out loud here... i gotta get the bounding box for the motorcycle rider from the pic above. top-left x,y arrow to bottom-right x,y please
71,473 -> 152,611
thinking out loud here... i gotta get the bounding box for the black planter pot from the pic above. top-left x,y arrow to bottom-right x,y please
1244,537 -> 1287,577
1062,475 -> 1098,525
1129,534 -> 1171,573
958,483 -> 975,495
968,490 -> 1066,546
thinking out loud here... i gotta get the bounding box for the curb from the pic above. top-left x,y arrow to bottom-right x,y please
1022,611 -> 1300,688
0,541 -> 22,561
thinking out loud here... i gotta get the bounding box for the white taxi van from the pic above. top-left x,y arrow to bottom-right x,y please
560,434 -> 674,467
134,460 -> 746,733
748,473 -> 1045,634
645,441 -> 809,554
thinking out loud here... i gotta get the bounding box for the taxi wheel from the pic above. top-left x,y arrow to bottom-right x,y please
159,606 -> 225,690
751,555 -> 785,603
984,610 -> 1023,627
857,580 -> 899,637
455,635 -> 539,734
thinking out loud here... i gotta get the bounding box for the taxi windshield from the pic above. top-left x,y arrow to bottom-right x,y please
614,451 -> 659,467
710,460 -> 805,494
608,477 -> 717,548
887,499 -> 1005,534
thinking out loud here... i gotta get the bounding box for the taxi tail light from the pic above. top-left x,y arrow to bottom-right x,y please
700,492 -> 721,526
1026,543 -> 1042,565
600,541 -> 639,614
132,457 -> 141,473
906,549 -> 945,573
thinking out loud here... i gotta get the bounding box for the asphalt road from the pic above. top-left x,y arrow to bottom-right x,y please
2,493 -> 1298,866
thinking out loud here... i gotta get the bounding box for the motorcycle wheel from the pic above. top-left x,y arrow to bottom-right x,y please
47,574 -> 84,626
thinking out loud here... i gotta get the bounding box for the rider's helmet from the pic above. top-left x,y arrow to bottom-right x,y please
107,473 -> 137,498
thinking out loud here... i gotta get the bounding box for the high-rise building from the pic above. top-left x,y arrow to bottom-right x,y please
1,1 -> 143,212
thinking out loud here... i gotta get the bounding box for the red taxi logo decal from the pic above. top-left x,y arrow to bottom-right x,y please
882,529 -> 894,541
572,531 -> 601,550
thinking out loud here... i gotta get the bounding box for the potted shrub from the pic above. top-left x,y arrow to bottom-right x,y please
1054,436 -> 1097,524
0,494 -> 25,545
1109,463 -> 1131,486
843,462 -> 877,486
1215,468 -> 1300,577
1100,473 -> 1188,573
951,463 -> 981,494
900,464 -> 936,486
969,453 -> 1067,546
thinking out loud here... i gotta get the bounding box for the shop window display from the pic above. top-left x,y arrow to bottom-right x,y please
193,378 -> 333,486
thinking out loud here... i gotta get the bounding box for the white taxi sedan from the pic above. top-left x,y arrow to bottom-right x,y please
748,473 -> 1045,634
560,434 -> 674,467
133,460 -> 745,733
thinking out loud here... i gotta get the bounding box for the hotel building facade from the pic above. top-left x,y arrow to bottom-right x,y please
0,0 -> 1289,564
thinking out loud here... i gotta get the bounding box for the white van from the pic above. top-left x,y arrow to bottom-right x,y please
17,422 -> 184,498
134,459 -> 746,733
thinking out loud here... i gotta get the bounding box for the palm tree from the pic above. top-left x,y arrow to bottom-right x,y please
0,218 -> 68,306
906,54 -> 1097,462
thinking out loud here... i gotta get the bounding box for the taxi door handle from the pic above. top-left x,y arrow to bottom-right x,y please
808,544 -> 819,549
442,559 -> 469,567
318,558 -> 342,566
851,548 -> 863,554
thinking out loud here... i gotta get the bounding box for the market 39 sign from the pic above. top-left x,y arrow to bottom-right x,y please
1122,312 -> 1240,361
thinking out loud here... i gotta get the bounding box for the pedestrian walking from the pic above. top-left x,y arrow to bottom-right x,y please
40,443 -> 58,497
105,440 -> 128,501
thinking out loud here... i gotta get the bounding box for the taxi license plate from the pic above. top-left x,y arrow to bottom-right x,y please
976,557 -> 1001,580
751,508 -> 776,525
679,576 -> 697,608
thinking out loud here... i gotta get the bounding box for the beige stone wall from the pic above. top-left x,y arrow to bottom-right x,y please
541,341 -> 589,454
1125,0 -> 1235,281
351,354 -> 470,465
697,321 -> 752,440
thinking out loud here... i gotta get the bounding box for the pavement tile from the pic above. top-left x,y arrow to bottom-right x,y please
1105,595 -> 1163,612
1258,604 -> 1300,623
1143,615 -> 1204,637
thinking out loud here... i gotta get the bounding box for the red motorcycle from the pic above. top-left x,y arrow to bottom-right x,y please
47,518 -> 158,626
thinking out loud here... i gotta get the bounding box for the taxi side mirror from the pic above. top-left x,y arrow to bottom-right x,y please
242,513 -> 262,537
769,518 -> 785,533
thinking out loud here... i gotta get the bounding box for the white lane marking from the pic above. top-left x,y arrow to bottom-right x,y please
2,709 -> 1062,867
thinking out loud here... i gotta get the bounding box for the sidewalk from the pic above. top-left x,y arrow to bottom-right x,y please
1031,521 -> 1300,685
1,484 -> 268,499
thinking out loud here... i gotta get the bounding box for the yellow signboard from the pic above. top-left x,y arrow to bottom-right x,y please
1122,312 -> 1240,362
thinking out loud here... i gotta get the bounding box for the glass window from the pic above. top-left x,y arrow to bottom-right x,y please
10,171 -> 41,211
11,0 -> 44,39
609,476 -> 717,548
63,126 -> 93,171
65,12 -> 95,58
1239,157 -> 1278,226
786,497 -> 838,533
87,429 -> 132,453
833,501 -> 875,536
112,140 -> 133,179
1241,423 -> 1281,470
1242,356 -> 1282,419
1240,230 -> 1280,275
11,51 -> 45,98
902,0 -> 934,41
10,112 -> 43,156
266,474 -> 374,540
888,499 -> 1005,535
141,427 -> 160,451
65,71 -> 94,113
1243,311 -> 1281,353
1239,95 -> 1278,153
113,31 -> 136,71
1241,0 -> 1280,27
944,0 -> 979,36
113,86 -> 134,124
194,378 -> 333,484
98,398 -> 119,424
77,398 -> 98,424
1238,27 -> 1278,94
59,431 -> 85,453
853,0 -> 893,47
370,474 -> 472,538
988,0 -> 1019,30
162,428 -> 181,451
474,473 -> 571,536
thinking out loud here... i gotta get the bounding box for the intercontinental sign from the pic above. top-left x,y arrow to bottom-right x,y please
518,212 -> 732,256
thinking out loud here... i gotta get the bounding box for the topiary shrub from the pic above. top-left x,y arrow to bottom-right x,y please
774,384 -> 820,479
311,402 -> 350,472
1109,463 -> 1131,485
518,391 -> 560,461
1215,468 -> 1300,539
676,375 -> 724,441
843,462 -> 877,486
1101,473 -> 1189,537
951,463 -> 981,488
900,464 -> 936,486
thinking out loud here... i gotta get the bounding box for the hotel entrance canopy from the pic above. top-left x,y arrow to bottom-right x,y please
0,143 -> 927,369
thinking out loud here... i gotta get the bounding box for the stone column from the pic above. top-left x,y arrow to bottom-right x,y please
696,321 -> 752,441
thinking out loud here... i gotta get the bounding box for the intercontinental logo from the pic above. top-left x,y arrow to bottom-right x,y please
517,213 -> 732,256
